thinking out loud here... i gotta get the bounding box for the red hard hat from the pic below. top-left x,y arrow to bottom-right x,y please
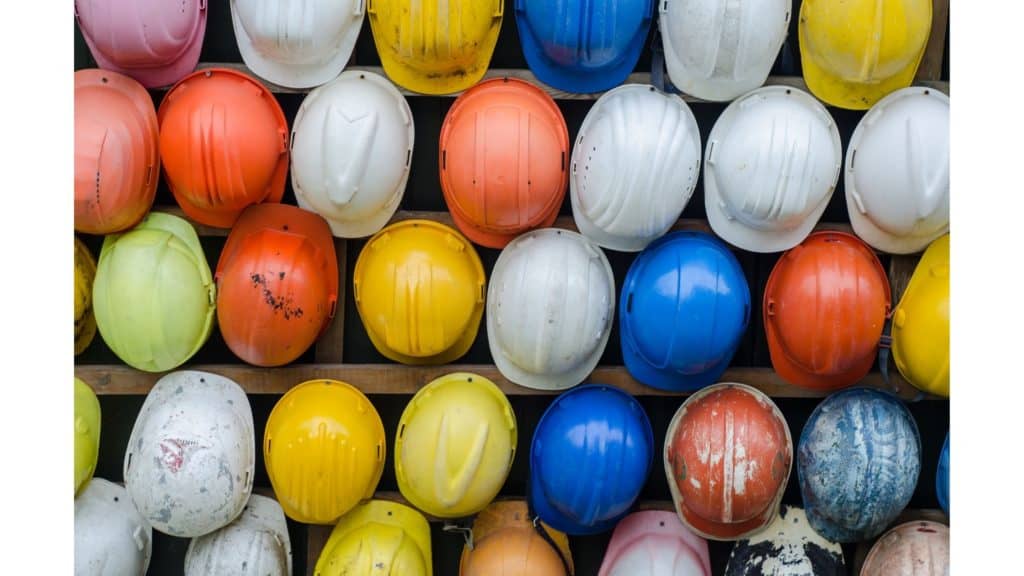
764,231 -> 891,391
215,204 -> 338,366
440,78 -> 569,249
158,68 -> 288,228
74,69 -> 159,234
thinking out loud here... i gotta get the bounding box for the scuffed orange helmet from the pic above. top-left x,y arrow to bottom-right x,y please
440,78 -> 569,249
158,68 -> 288,228
764,231 -> 891,391
75,69 -> 159,234
459,501 -> 573,576
664,383 -> 792,541
215,204 -> 338,366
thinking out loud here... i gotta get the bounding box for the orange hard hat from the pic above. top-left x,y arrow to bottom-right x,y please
439,78 -> 569,249
664,383 -> 792,541
764,231 -> 891,391
459,501 -> 573,576
158,68 -> 288,228
75,69 -> 159,234
215,204 -> 338,366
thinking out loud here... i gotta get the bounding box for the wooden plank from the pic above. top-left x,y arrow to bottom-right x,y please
916,0 -> 950,82
75,363 -> 930,400
183,62 -> 950,101
851,508 -> 950,573
314,238 -> 347,363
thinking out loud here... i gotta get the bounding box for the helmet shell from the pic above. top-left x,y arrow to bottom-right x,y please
124,371 -> 256,537
797,388 -> 921,543
158,68 -> 289,228
529,385 -> 654,535
440,78 -> 569,249
215,204 -> 338,367
764,231 -> 891,391
459,500 -> 574,576
291,71 -> 414,238
598,510 -> 711,576
487,229 -> 615,390
75,377 -> 101,496
861,521 -> 949,576
74,237 -> 98,355
315,500 -> 432,576
620,232 -> 750,391
264,379 -> 386,524
184,494 -> 293,576
892,235 -> 950,397
395,373 -> 517,518
724,505 -> 845,576
75,478 -> 153,576
74,69 -> 159,234
936,432 -> 949,516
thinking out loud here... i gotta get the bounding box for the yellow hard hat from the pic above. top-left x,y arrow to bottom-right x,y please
74,237 -> 97,355
367,0 -> 503,95
264,379 -> 386,524
395,372 -> 516,518
799,0 -> 932,110
74,377 -> 101,496
354,220 -> 485,365
92,212 -> 215,372
893,234 -> 949,397
315,500 -> 432,576
460,500 -> 573,576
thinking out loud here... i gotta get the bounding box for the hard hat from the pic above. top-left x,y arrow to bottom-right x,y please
92,212 -> 216,372
620,232 -> 750,392
571,84 -> 701,252
291,70 -> 414,238
487,229 -> 615,390
264,379 -> 385,524
75,478 -> 153,576
215,204 -> 338,367
598,511 -> 711,576
459,500 -> 574,576
395,373 -> 517,518
797,388 -> 921,543
860,521 -> 949,576
368,0 -> 503,95
124,371 -> 256,537
516,0 -> 653,93
936,432 -> 949,516
799,0 -> 932,110
764,231 -> 891,391
315,500 -> 432,576
704,86 -> 842,253
158,68 -> 289,228
75,377 -> 101,496
74,0 -> 207,88
440,78 -> 569,249
230,0 -> 364,89
846,88 -> 950,254
354,220 -> 486,365
660,0 -> 790,101
185,494 -> 293,576
74,69 -> 159,235
74,237 -> 98,356
724,505 -> 845,576
664,383 -> 792,541
529,385 -> 654,535
892,234 -> 950,397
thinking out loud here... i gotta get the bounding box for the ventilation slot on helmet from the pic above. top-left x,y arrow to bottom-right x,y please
626,293 -> 634,314
398,424 -> 405,439
442,150 -> 447,170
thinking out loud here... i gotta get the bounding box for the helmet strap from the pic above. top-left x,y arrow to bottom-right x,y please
877,317 -> 926,403
526,498 -> 574,576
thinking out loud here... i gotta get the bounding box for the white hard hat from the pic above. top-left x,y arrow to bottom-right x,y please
704,86 -> 842,253
291,70 -> 414,238
487,229 -> 615,390
185,494 -> 293,576
75,478 -> 153,576
230,0 -> 364,89
571,84 -> 702,252
724,505 -> 845,575
845,87 -> 950,254
660,0 -> 791,101
124,370 -> 255,538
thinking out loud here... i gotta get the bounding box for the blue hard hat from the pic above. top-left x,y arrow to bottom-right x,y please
528,384 -> 654,535
619,231 -> 750,392
937,431 -> 949,515
514,0 -> 654,94
797,388 -> 922,543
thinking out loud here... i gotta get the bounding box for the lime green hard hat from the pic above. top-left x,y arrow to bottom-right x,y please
74,377 -> 100,496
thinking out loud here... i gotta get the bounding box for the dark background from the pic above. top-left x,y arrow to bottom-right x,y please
74,2 -> 950,574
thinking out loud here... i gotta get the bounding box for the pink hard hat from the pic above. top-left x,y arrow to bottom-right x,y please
598,511 -> 712,576
75,0 -> 207,88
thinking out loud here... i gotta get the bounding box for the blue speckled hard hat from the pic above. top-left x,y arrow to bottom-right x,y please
797,388 -> 921,543
937,432 -> 949,515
